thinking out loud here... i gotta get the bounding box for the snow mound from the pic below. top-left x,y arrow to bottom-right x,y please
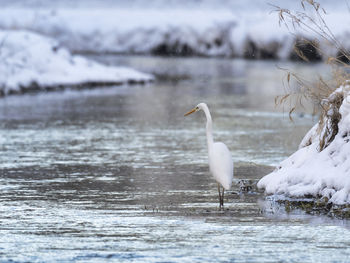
258,84 -> 350,205
0,8 -> 350,60
0,30 -> 153,96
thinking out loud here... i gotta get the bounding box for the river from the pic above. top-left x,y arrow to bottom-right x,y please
1,56 -> 350,262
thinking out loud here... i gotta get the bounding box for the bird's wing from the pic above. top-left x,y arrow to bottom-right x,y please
209,142 -> 234,190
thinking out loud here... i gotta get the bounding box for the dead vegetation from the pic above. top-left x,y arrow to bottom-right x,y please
273,0 -> 350,152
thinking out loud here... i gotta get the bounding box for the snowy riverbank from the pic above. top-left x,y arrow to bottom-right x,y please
0,30 -> 153,96
258,84 -> 350,205
0,7 -> 349,60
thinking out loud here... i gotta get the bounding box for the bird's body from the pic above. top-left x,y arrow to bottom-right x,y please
209,142 -> 233,190
184,102 -> 233,207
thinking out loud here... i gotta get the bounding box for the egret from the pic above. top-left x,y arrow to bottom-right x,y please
184,103 -> 233,207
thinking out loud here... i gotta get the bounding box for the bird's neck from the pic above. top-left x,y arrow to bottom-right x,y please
203,106 -> 214,150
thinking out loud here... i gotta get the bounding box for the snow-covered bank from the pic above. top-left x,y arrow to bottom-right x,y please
0,8 -> 349,60
258,84 -> 350,205
0,30 -> 153,96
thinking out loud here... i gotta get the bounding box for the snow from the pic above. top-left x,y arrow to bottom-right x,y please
0,7 -> 349,59
258,84 -> 350,205
0,30 -> 153,95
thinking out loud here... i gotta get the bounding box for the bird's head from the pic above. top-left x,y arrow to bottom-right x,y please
184,103 -> 206,116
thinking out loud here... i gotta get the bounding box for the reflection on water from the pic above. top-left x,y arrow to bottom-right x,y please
1,56 -> 350,262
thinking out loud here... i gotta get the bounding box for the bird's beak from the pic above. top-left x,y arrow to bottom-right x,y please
184,108 -> 196,116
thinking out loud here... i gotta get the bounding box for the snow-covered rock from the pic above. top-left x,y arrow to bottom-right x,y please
0,30 -> 153,96
258,84 -> 350,205
0,8 -> 349,60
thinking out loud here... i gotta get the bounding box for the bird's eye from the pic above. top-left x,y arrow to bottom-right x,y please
196,107 -> 199,110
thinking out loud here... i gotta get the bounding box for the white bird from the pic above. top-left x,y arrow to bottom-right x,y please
184,103 -> 233,207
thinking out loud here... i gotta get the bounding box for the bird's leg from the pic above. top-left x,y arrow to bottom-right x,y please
218,183 -> 222,208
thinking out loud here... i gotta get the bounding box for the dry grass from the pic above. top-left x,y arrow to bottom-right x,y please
272,0 -> 350,151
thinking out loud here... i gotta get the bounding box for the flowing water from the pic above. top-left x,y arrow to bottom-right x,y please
1,56 -> 350,262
